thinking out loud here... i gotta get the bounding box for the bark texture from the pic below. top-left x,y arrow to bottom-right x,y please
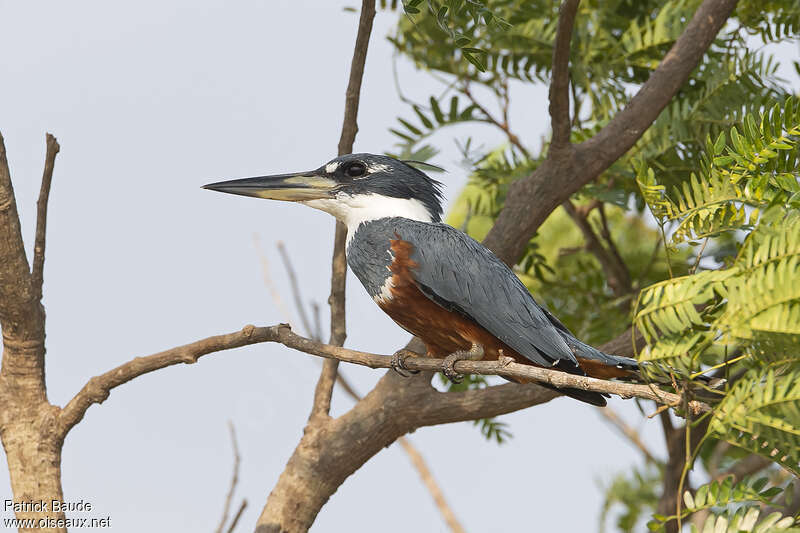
0,133 -> 66,532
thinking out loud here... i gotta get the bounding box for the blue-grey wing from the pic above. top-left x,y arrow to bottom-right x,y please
397,221 -> 578,368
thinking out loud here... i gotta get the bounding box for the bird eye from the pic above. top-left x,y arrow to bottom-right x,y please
345,162 -> 367,178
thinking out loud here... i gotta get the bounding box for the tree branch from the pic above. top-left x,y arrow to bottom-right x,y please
599,407 -> 660,465
226,500 -> 248,533
337,0 -> 376,157
549,0 -> 580,148
335,370 -> 467,533
562,200 -> 632,296
396,438 -> 466,533
276,241 -> 314,337
311,223 -> 347,419
579,0 -> 738,173
59,323 -> 708,440
311,0 -> 377,420
32,134 -> 60,299
215,421 -> 242,533
483,0 -> 739,266
658,418 -> 710,533
462,82 -> 531,159
57,325 -> 280,438
0,132 -> 35,325
272,243 -> 467,533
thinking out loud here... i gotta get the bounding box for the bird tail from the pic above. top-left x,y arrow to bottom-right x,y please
559,332 -> 723,394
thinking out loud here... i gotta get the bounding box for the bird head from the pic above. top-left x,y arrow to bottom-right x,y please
203,154 -> 444,230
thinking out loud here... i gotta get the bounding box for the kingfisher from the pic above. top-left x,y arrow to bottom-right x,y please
203,153 -> 641,406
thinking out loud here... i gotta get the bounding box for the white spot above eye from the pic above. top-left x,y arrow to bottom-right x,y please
373,275 -> 396,303
325,162 -> 339,173
366,163 -> 390,174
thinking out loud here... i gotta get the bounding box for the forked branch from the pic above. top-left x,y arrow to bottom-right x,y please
483,0 -> 740,265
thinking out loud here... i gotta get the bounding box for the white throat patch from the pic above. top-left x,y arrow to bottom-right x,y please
301,193 -> 434,247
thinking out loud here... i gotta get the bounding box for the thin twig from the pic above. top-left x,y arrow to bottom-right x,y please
215,421 -> 242,533
715,454 -> 773,483
337,0 -> 377,157
599,408 -> 660,465
462,83 -> 531,159
548,0 -> 581,148
596,203 -> 631,287
562,200 -> 632,296
276,241 -> 314,336
253,235 -> 294,326
32,134 -> 60,298
311,302 -> 323,343
311,222 -> 347,419
311,0 -> 377,420
58,323 -> 711,440
226,500 -> 248,533
398,437 -> 467,533
690,237 -> 709,274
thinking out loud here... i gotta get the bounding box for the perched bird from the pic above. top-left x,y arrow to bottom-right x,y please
203,153 -> 641,406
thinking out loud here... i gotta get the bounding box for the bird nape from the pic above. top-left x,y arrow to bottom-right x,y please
203,153 -> 642,407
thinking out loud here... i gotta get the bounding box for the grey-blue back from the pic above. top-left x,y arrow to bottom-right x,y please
347,217 -> 586,368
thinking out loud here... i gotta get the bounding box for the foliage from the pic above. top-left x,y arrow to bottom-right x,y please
387,0 -> 800,530
634,99 -> 800,475
648,476 -> 798,532
600,464 -> 662,533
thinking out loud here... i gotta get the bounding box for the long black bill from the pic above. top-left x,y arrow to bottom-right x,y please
202,172 -> 338,201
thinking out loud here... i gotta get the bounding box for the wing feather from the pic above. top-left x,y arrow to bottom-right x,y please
398,221 -> 579,368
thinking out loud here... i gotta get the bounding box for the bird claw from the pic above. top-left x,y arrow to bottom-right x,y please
442,352 -> 465,384
442,343 -> 485,384
390,349 -> 420,378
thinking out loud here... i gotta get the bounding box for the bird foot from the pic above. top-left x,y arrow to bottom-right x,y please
390,349 -> 420,378
442,343 -> 485,384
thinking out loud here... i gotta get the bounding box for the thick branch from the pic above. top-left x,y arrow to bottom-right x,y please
0,133 -> 63,531
336,371 -> 466,533
548,0 -> 580,147
32,134 -> 60,299
0,132 -> 35,326
271,241 -> 466,532
580,0 -> 738,172
483,0 -> 739,265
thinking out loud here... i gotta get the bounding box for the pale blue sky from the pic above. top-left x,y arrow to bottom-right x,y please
0,2 -> 797,532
